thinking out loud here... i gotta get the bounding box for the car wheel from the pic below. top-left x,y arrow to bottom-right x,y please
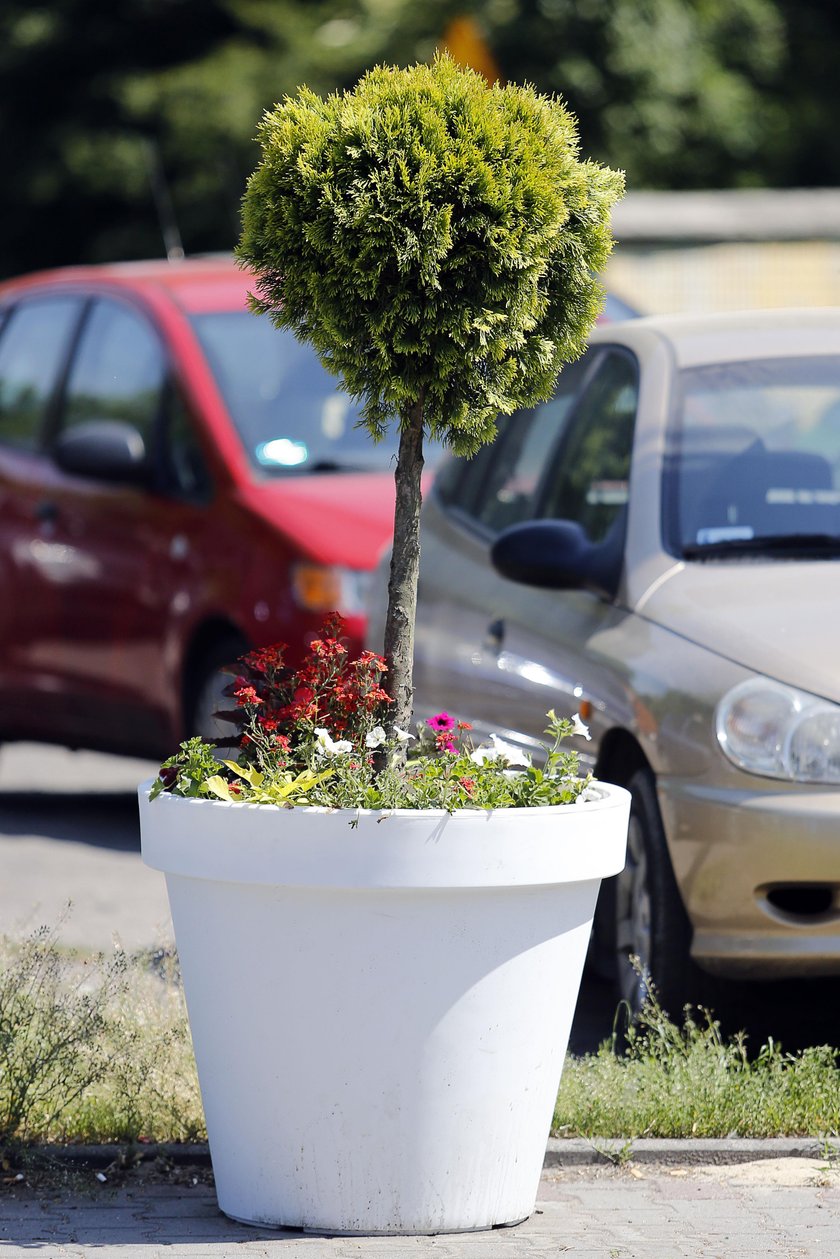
612,768 -> 712,1019
187,636 -> 249,748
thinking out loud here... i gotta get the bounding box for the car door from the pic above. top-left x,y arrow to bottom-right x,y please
415,347 -> 640,763
42,293 -> 214,753
0,292 -> 87,737
414,355 -> 592,739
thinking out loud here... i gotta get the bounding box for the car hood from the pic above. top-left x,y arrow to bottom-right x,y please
237,471 -> 397,568
640,561 -> 840,703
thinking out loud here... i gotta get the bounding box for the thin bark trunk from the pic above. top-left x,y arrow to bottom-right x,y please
383,394 -> 425,746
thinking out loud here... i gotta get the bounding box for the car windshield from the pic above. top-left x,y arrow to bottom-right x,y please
191,310 -> 441,475
666,355 -> 840,557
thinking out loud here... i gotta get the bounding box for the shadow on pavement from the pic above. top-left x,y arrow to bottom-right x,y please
0,791 -> 141,851
569,969 -> 618,1055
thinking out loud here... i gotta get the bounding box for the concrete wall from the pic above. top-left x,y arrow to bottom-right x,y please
603,189 -> 840,316
606,240 -> 840,316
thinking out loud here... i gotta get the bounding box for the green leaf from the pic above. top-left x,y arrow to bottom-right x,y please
204,776 -> 235,801
225,761 -> 264,789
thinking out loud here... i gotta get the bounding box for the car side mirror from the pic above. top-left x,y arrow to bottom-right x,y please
490,518 -> 623,600
53,420 -> 150,486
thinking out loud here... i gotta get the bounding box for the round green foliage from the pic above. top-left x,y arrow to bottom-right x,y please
238,55 -> 624,456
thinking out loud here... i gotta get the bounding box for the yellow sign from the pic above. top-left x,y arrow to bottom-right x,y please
441,16 -> 502,85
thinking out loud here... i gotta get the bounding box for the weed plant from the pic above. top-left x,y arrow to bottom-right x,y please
554,987 -> 840,1140
0,929 -> 203,1149
3,929 -> 839,1147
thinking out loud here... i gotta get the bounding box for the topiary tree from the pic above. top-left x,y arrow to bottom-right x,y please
237,54 -> 624,739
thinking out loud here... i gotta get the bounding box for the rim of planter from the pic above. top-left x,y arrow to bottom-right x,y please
139,778 -> 630,890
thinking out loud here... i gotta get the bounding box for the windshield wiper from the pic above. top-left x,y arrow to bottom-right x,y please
307,460 -> 359,473
683,533 -> 840,559
270,459 -> 378,474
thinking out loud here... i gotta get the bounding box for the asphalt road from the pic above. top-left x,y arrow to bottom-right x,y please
0,742 -> 172,955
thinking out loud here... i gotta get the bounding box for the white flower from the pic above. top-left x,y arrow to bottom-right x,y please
571,712 -> 591,741
393,726 -> 415,743
470,734 -> 531,768
314,727 -> 353,757
365,726 -> 387,749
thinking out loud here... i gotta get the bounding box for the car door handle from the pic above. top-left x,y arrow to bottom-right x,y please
484,617 -> 505,653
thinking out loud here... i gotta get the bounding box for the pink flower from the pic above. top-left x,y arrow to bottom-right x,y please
427,712 -> 455,732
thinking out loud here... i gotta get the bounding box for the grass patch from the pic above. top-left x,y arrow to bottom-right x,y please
0,927 -> 203,1150
2,928 -> 839,1148
554,990 -> 840,1139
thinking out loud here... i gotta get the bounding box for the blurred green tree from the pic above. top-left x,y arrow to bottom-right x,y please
0,0 -> 837,277
484,0 -> 786,190
0,0 -> 244,275
763,0 -> 840,186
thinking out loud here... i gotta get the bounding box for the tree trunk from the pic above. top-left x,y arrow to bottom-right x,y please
383,395 -> 425,742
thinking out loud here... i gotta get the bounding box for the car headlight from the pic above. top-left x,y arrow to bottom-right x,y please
716,678 -> 840,784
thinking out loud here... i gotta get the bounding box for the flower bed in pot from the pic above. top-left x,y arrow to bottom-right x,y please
140,624 -> 629,1234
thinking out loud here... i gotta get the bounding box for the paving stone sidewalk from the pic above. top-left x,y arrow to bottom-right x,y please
3,1155 -> 840,1259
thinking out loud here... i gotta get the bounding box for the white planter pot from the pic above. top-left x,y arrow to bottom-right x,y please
139,782 -> 629,1235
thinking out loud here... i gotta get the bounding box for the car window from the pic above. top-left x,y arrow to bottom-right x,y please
472,396 -> 572,533
670,356 -> 840,553
61,298 -> 166,445
161,387 -> 214,503
191,310 -> 443,475
540,349 -> 639,544
0,296 -> 82,451
435,356 -> 590,532
434,415 -> 513,517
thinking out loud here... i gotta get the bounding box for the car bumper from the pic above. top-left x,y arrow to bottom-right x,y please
657,778 -> 840,979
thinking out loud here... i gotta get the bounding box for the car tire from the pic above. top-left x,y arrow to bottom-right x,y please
608,767 -> 715,1020
187,636 -> 249,748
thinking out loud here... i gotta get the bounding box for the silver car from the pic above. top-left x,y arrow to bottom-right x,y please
368,308 -> 840,1014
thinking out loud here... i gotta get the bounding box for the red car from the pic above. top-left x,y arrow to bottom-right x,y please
0,256 -> 413,759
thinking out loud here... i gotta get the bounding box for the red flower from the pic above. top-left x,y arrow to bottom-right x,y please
279,684 -> 317,723
364,686 -> 393,711
331,680 -> 356,710
358,650 -> 388,671
218,614 -> 396,769
459,777 -> 476,796
435,731 -> 457,754
234,685 -> 263,707
242,645 -> 285,675
321,612 -> 346,640
310,636 -> 348,661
